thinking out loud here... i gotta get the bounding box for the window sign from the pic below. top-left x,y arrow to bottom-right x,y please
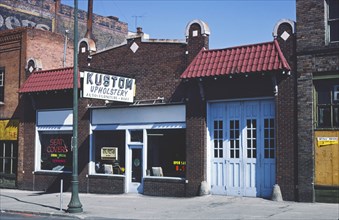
40,133 -> 72,171
0,120 -> 18,141
83,71 -> 135,103
101,147 -> 118,161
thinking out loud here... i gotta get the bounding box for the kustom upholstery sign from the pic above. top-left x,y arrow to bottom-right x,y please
83,71 -> 135,103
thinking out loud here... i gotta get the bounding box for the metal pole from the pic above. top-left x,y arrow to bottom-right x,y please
67,0 -> 83,213
60,179 -> 63,211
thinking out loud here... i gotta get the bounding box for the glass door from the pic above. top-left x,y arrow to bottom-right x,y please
132,148 -> 142,183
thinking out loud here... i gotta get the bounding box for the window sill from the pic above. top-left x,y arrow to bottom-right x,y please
33,170 -> 72,175
144,176 -> 186,183
0,102 -> 4,106
86,173 -> 125,178
315,128 -> 339,131
88,173 -> 125,177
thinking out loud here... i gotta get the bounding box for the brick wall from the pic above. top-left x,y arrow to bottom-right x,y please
26,28 -> 74,70
79,37 -> 188,103
274,21 -> 297,201
87,175 -> 125,194
143,178 -> 186,197
296,0 -> 339,202
0,29 -> 23,119
0,0 -> 128,50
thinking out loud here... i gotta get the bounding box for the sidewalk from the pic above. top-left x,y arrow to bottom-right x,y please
1,189 -> 338,219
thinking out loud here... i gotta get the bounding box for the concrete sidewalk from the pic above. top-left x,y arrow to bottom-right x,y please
0,189 -> 338,219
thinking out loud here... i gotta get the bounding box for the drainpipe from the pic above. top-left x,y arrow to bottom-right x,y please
63,29 -> 69,67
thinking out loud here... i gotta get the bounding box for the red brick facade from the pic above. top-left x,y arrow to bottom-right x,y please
16,19 -> 299,200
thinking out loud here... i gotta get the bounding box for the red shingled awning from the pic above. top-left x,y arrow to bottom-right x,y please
180,40 -> 291,79
19,67 -> 80,93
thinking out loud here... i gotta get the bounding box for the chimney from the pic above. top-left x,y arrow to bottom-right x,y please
84,0 -> 94,40
136,27 -> 143,35
53,0 -> 61,32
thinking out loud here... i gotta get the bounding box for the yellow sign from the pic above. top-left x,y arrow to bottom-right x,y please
173,161 -> 186,165
317,137 -> 338,147
0,120 -> 19,141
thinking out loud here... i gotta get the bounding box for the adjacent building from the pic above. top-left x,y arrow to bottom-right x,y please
0,0 -> 128,50
296,0 -> 339,203
0,27 -> 74,188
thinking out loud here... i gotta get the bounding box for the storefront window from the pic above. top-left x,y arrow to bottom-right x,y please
93,130 -> 125,174
147,129 -> 186,178
39,132 -> 72,172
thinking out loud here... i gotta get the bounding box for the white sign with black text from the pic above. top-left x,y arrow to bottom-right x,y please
83,71 -> 135,103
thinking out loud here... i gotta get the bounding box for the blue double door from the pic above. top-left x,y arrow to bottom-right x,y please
209,99 -> 276,198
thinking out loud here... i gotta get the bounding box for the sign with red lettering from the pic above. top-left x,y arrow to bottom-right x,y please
40,133 -> 72,171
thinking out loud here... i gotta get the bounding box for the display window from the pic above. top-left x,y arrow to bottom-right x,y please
147,129 -> 186,178
39,132 -> 72,172
92,130 -> 126,175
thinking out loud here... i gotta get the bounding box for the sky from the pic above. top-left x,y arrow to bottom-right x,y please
61,0 -> 296,49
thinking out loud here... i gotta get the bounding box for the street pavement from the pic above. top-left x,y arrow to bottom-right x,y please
0,189 -> 338,219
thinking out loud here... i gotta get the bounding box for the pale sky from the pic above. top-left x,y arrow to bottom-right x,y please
62,0 -> 296,49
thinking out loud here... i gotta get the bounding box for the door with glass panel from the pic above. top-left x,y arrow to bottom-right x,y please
209,99 -> 275,198
128,145 -> 143,193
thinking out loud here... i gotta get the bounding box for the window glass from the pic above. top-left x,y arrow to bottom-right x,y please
39,133 -> 72,171
93,130 -> 125,174
0,141 -> 17,175
328,0 -> 339,42
314,79 -> 339,128
330,20 -> 339,42
329,0 -> 339,19
130,130 -> 143,143
147,129 -> 186,178
213,120 -> 223,158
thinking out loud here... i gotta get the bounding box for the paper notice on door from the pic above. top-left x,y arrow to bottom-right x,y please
317,137 -> 338,147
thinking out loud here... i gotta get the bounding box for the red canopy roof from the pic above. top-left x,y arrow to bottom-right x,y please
19,67 -> 79,93
181,40 -> 291,79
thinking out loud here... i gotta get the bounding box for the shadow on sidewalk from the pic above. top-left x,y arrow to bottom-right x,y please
1,194 -> 62,211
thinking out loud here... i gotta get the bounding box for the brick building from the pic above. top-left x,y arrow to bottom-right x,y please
17,19 -> 300,200
0,27 -> 74,188
0,0 -> 128,50
296,0 -> 339,203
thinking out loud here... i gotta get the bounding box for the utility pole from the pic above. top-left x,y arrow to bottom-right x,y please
67,0 -> 83,213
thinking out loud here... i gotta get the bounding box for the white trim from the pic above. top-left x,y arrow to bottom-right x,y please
34,127 -> 73,172
185,19 -> 211,37
272,19 -> 296,38
206,97 -> 275,192
91,123 -> 186,131
36,126 -> 72,131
